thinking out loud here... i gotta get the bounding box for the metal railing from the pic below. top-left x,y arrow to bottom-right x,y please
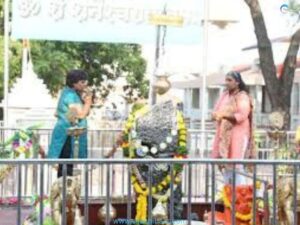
0,128 -> 296,157
0,128 -> 297,200
0,128 -> 123,158
0,158 -> 299,225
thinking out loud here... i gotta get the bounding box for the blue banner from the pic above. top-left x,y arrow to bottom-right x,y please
12,0 -> 202,44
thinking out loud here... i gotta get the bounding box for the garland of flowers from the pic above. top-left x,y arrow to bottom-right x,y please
221,183 -> 262,222
222,188 -> 252,221
122,105 -> 188,166
1,125 -> 41,158
122,104 -> 187,221
0,126 -> 41,184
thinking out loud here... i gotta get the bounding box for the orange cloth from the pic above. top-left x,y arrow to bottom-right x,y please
206,185 -> 261,225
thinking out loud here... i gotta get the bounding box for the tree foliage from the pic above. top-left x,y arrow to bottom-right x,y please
30,41 -> 148,100
0,37 -> 23,101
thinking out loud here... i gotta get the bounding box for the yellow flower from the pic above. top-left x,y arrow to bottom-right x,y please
158,185 -> 164,191
152,187 -> 157,194
175,177 -> 181,183
17,146 -> 26,153
19,132 -> 28,140
135,194 -> 148,221
222,187 -> 252,221
179,135 -> 186,141
131,176 -> 137,182
179,142 -> 186,147
257,199 -> 264,209
256,181 -> 261,189
135,107 -> 149,118
125,123 -> 132,130
178,124 -> 185,130
166,175 -> 171,182
161,181 -> 167,187
236,212 -> 252,221
122,142 -> 129,148
133,183 -> 142,193
176,112 -> 184,122
129,148 -> 135,158
179,132 -> 187,138
179,128 -> 187,133
128,115 -> 134,121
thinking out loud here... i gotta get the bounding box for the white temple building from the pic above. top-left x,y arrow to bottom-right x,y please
0,44 -> 57,128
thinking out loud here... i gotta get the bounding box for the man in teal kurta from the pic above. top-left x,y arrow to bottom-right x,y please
48,70 -> 91,177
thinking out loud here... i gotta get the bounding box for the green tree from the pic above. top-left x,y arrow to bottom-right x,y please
0,1 -> 24,100
0,1 -> 4,35
0,37 -> 23,101
30,41 -> 148,100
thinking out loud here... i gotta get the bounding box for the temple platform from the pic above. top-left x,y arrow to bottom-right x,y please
0,202 -> 223,225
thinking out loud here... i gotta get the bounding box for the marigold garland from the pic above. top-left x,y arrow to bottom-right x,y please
122,104 -> 187,221
221,184 -> 262,222
0,126 -> 41,184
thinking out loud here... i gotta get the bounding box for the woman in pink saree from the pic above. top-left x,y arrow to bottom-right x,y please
212,71 -> 255,184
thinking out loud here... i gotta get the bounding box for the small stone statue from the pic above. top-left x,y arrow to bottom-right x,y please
268,111 -> 295,225
50,176 -> 83,225
277,176 -> 294,225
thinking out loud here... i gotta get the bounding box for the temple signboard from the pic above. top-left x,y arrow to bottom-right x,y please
12,0 -> 202,44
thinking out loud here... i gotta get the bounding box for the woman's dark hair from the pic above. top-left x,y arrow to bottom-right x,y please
226,71 -> 249,93
66,70 -> 88,88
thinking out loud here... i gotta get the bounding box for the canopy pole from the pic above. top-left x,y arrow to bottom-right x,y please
200,0 -> 209,155
149,25 -> 161,106
4,0 -> 10,127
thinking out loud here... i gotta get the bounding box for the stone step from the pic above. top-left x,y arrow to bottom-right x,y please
77,201 -> 224,225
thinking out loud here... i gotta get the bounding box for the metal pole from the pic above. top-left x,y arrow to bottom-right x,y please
127,165 -> 132,221
84,163 -> 89,225
149,25 -> 161,106
169,164 -> 174,225
200,0 -> 209,153
4,0 -> 10,126
105,163 -> 111,225
39,164 -> 44,225
17,164 -> 22,225
293,165 -> 298,225
187,163 -> 192,225
62,164 -> 67,225
252,165 -> 257,225
210,164 -> 215,225
272,165 -> 277,225
150,4 -> 168,106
